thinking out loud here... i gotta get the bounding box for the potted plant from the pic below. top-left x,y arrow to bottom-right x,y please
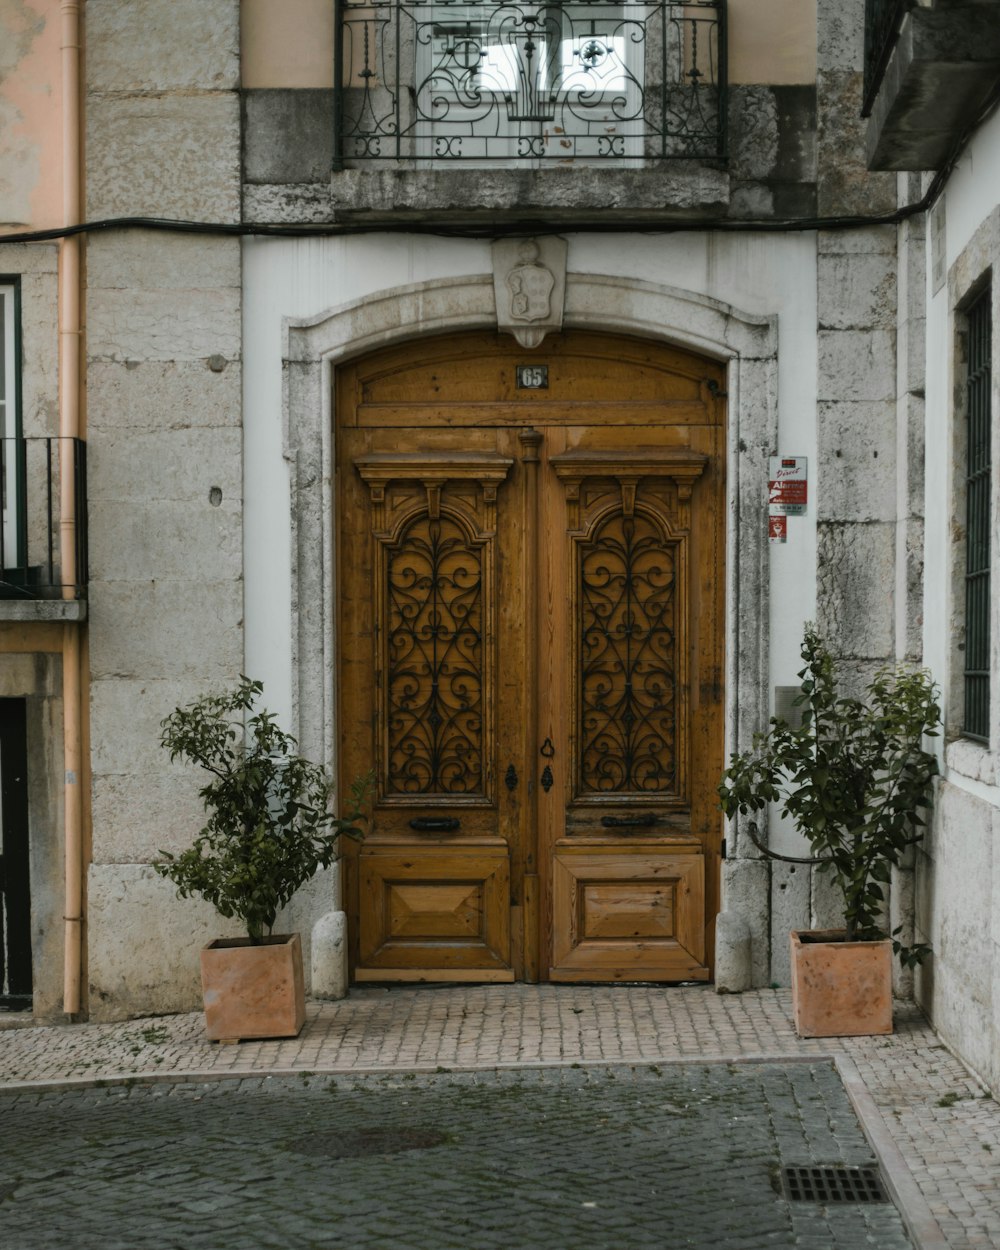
156,677 -> 369,1042
718,626 -> 940,1037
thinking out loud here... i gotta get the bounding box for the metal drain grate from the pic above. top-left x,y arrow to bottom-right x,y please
781,1165 -> 888,1204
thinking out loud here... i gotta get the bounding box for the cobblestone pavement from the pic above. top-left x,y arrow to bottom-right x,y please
0,1063 -> 913,1250
1,985 -> 998,1249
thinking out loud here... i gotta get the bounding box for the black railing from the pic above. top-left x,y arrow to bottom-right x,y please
862,0 -> 914,117
0,437 -> 87,600
334,0 -> 726,164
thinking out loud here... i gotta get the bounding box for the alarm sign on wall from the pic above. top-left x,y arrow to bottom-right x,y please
768,457 -> 808,515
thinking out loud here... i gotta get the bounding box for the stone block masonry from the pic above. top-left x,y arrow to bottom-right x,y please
83,0 -> 244,1021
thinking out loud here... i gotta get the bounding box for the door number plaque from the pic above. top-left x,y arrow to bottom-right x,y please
516,364 -> 549,389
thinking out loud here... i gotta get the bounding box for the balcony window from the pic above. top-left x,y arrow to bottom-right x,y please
334,0 -> 726,165
0,282 -> 87,601
0,281 -> 23,583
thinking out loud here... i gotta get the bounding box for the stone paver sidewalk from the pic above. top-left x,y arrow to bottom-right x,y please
1,985 -> 998,1249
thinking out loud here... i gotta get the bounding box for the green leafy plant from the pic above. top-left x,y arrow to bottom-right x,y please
718,627 -> 940,964
156,677 -> 370,944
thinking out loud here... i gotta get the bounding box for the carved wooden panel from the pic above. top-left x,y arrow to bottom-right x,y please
550,842 -> 708,981
551,450 -> 706,810
356,453 -> 513,807
356,844 -> 514,980
384,511 -> 484,795
579,508 -> 679,794
339,334 -> 726,986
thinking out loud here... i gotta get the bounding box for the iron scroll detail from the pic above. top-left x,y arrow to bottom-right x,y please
579,509 -> 677,793
336,0 -> 726,165
385,513 -> 484,796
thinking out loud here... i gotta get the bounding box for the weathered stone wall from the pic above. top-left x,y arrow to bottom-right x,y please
83,0 -> 246,1020
241,84 -> 819,227
747,1 -> 903,986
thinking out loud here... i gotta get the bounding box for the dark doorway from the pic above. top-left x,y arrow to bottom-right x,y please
0,698 -> 31,1010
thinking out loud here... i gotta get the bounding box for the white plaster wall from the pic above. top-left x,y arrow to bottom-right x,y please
920,104 -> 1000,1091
242,232 -> 820,748
243,231 -> 823,989
924,106 -> 1000,712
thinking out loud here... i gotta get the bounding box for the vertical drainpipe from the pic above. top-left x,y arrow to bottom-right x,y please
60,0 -> 83,1017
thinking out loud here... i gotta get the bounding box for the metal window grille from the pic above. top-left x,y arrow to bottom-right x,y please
0,437 -> 87,600
334,0 -> 726,165
862,0 -> 914,118
964,287 -> 992,742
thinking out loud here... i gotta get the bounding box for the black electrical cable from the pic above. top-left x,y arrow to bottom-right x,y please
0,196 -> 945,245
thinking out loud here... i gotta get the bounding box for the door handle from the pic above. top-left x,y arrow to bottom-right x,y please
409,817 -> 461,832
540,737 -> 555,792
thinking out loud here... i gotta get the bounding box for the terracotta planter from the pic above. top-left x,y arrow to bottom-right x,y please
789,929 -> 893,1038
200,932 -> 306,1042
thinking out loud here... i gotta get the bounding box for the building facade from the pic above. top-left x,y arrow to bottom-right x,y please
1,0 -> 995,1089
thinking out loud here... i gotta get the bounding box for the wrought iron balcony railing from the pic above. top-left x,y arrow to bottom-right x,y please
862,0 -> 914,117
0,437 -> 87,600
334,0 -> 726,165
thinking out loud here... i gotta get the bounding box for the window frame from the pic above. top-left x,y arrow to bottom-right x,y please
0,279 -> 25,577
961,282 -> 992,742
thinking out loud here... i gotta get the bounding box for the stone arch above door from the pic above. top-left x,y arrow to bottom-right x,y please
283,272 -> 778,984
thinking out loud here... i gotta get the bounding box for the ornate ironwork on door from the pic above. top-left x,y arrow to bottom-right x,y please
578,509 -> 677,793
385,512 -> 485,794
551,447 -> 707,809
335,0 -> 726,164
355,450 -> 513,805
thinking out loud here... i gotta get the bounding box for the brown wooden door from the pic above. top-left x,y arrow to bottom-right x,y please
337,332 -> 725,983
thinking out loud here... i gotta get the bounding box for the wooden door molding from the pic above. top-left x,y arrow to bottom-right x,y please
335,330 -> 734,986
540,442 -> 716,981
340,432 -> 524,981
284,286 -> 779,990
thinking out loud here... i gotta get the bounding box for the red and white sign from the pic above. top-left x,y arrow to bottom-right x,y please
769,456 -> 808,515
768,513 -> 787,544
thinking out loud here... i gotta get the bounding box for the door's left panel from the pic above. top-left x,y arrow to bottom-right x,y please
338,425 -> 526,982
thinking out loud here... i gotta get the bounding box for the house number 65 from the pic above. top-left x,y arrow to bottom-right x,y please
516,364 -> 549,389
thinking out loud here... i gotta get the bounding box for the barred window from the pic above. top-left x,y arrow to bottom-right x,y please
0,282 -> 20,574
963,285 -> 992,742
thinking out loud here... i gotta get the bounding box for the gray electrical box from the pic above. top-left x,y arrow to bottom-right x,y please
774,686 -> 807,729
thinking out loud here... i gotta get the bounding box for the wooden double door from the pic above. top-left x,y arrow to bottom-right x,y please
337,331 -> 725,983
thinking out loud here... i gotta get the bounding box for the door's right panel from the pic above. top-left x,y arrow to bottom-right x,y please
541,430 -> 724,981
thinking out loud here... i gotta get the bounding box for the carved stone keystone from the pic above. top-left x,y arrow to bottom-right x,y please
492,236 -> 568,349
